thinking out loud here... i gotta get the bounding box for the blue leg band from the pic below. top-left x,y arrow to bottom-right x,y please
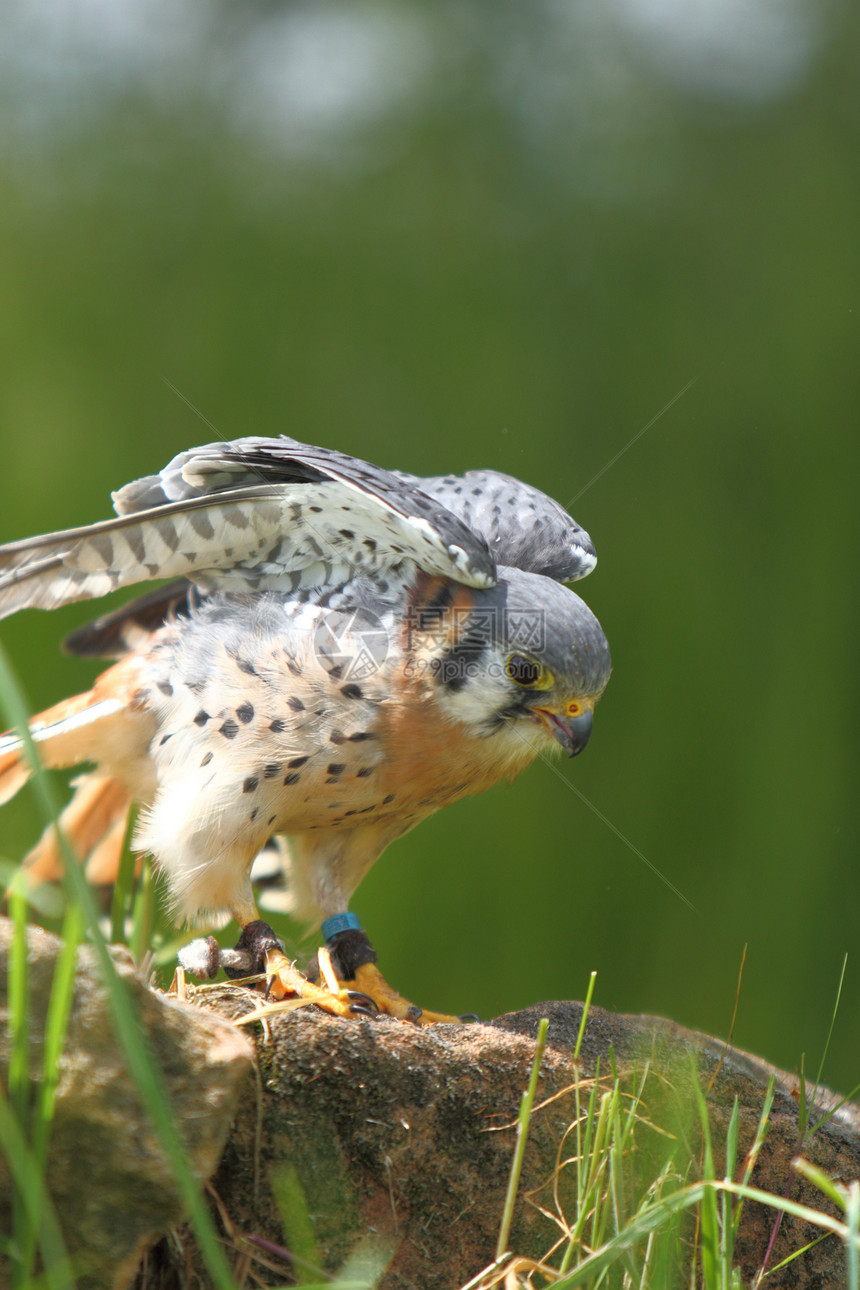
322,912 -> 363,942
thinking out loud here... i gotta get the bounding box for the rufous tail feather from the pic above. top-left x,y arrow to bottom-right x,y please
1,662 -> 153,894
20,773 -> 133,887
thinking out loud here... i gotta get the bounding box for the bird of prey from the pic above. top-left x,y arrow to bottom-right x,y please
0,436 -> 611,1023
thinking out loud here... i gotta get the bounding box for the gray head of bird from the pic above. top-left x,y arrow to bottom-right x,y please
413,565 -> 611,756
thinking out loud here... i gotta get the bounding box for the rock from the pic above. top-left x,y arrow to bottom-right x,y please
0,918 -> 255,1290
141,996 -> 859,1289
2,918 -> 857,1290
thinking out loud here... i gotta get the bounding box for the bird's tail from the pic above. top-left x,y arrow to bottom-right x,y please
16,772 -> 133,887
1,660 -> 151,889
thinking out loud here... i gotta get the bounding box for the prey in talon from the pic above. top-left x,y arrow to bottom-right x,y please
0,435 -> 611,1022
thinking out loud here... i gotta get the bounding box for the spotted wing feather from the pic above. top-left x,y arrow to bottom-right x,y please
397,468 -> 597,582
0,438 -> 495,622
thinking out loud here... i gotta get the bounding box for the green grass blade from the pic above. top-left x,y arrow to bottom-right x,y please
0,641 -> 238,1290
130,854 -> 156,966
724,1096 -> 739,1184
798,1051 -> 808,1139
495,1016 -> 549,1260
32,902 -> 85,1165
18,902 -> 86,1286
7,885 -> 32,1290
690,1058 -> 720,1290
552,1183 -> 711,1288
573,971 -> 597,1063
7,885 -> 30,1122
807,954 -> 848,1139
109,811 -> 138,945
808,1079 -> 860,1137
720,1096 -> 740,1280
268,1163 -> 323,1285
845,1180 -> 860,1290
0,1083 -> 74,1290
765,1230 -> 832,1277
792,1157 -> 846,1211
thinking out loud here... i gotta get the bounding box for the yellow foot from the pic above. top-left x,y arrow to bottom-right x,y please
253,945 -> 360,1020
345,962 -> 465,1026
235,947 -> 468,1028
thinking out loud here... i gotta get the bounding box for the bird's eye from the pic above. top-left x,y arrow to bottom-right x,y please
505,652 -> 553,689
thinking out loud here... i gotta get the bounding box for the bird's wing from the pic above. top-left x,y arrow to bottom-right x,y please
62,579 -> 196,657
396,468 -> 596,582
0,437 -> 495,621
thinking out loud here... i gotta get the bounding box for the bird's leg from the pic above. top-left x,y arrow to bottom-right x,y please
177,916 -> 367,1018
233,919 -> 371,1020
324,926 -> 466,1026
178,912 -> 471,1025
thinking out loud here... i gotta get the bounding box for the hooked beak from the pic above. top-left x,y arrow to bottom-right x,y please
535,707 -> 593,758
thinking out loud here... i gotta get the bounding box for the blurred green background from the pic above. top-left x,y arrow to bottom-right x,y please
1,1 -> 857,1090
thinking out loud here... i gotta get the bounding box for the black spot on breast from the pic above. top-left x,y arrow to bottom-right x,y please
339,528 -> 355,539
327,763 -> 346,776
364,538 -> 377,551
243,776 -> 259,793
348,731 -> 374,742
328,664 -> 344,681
329,730 -> 345,744
341,684 -> 363,700
250,808 -> 258,821
194,710 -> 210,726
220,720 -> 239,739
283,772 -> 301,786
159,733 -> 173,746
288,756 -> 309,768
269,718 -> 286,733
156,681 -> 173,697
200,751 -> 213,767
263,763 -> 281,778
268,815 -> 277,827
286,658 -> 302,677
237,658 -> 258,677
382,794 -> 396,804
236,702 -> 255,724
357,766 -> 374,778
287,696 -> 305,712
309,505 -> 322,513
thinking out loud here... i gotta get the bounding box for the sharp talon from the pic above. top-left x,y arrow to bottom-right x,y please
346,990 -> 380,1012
349,1003 -> 380,1020
458,1013 -> 481,1023
405,1005 -> 423,1024
264,974 -> 278,1000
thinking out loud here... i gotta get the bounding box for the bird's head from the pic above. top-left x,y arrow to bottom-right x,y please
408,566 -> 611,759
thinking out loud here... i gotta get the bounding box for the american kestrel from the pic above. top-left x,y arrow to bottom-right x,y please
0,437 -> 611,1023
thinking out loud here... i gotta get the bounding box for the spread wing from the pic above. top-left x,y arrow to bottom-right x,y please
0,437 -> 495,622
397,468 -> 597,582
